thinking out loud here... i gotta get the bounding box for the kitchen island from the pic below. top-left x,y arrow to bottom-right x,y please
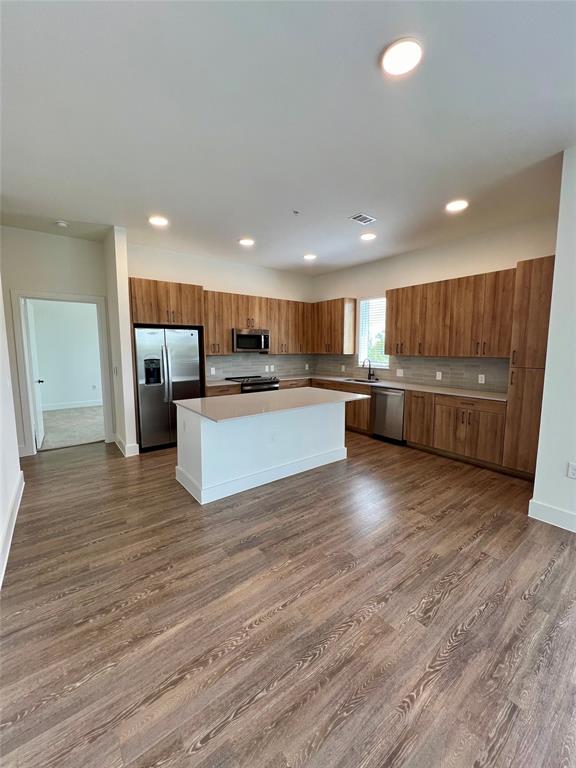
174,387 -> 370,504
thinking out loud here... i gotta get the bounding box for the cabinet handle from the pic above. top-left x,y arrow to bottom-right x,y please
400,342 -> 404,353
510,370 -> 515,386
418,342 -> 422,354
166,309 -> 170,322
476,341 -> 480,355
468,412 -> 472,426
482,341 -> 486,356
461,411 -> 465,424
511,349 -> 517,365
396,343 -> 399,354
172,310 -> 175,322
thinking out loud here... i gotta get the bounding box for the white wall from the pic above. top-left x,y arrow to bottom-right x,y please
28,299 -> 103,410
128,243 -> 314,301
309,216 -> 558,300
529,150 -> 576,532
105,227 -> 138,456
0,270 -> 24,588
1,226 -> 106,450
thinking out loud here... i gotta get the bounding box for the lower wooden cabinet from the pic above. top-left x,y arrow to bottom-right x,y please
502,367 -> 545,474
404,391 -> 434,445
432,394 -> 506,465
310,379 -> 372,433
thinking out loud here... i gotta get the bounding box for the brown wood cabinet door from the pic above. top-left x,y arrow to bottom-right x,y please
169,283 -> 204,325
404,391 -> 434,445
268,299 -> 288,354
345,398 -> 372,433
422,281 -> 451,356
465,409 -> 505,464
502,367 -> 545,473
326,299 -> 344,354
130,277 -> 169,324
433,403 -> 467,454
405,284 -> 425,355
385,289 -> 400,355
510,255 -> 554,368
204,291 -> 233,355
297,302 -> 313,353
481,268 -> 515,358
449,275 -> 485,357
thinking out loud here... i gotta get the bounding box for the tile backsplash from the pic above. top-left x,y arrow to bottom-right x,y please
206,353 -> 510,392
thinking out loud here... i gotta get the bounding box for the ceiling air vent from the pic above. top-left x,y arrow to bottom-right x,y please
349,213 -> 376,226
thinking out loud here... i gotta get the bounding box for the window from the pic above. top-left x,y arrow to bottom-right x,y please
357,297 -> 389,368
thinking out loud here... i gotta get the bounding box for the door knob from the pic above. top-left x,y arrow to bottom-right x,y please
36,379 -> 44,383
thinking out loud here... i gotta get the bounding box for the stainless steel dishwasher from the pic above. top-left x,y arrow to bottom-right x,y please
372,388 -> 405,442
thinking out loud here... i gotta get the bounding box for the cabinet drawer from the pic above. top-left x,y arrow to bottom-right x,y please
434,394 -> 506,415
279,379 -> 310,389
205,384 -> 241,397
310,379 -> 372,395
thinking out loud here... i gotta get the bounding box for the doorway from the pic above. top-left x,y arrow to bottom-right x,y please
19,297 -> 111,452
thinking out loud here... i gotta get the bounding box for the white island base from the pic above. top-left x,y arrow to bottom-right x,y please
175,388 -> 369,505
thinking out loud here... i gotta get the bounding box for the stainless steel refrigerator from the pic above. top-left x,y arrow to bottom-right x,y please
134,326 -> 204,450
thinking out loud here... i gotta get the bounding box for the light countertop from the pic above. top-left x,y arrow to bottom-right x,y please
205,375 -> 507,402
175,387 -> 370,422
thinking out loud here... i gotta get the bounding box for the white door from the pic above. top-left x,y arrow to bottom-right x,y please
25,301 -> 45,449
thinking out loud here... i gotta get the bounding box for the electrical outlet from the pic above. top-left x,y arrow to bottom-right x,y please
435,371 -> 442,381
340,365 -> 346,372
265,365 -> 269,372
396,369 -> 404,377
270,365 -> 275,372
478,374 -> 486,384
210,367 -> 216,376
568,462 -> 576,480
305,363 -> 309,371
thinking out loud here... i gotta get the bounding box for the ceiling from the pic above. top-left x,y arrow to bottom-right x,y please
1,2 -> 574,273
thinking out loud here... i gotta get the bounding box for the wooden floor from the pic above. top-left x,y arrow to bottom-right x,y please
1,434 -> 575,768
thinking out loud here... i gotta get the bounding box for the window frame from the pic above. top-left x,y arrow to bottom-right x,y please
356,295 -> 390,369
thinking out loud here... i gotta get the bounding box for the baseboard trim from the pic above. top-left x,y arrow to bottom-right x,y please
528,499 -> 576,533
114,435 -> 140,457
0,471 -> 25,589
176,447 -> 347,505
42,400 -> 103,411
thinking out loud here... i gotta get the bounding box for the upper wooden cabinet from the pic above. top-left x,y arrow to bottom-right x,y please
313,299 -> 356,355
510,255 -> 554,369
449,275 -> 485,357
481,268 -> 515,357
386,267 -> 516,359
203,291 -> 234,355
422,280 -> 451,357
130,278 -> 203,326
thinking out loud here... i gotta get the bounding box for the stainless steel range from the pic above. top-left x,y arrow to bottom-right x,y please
225,375 -> 280,393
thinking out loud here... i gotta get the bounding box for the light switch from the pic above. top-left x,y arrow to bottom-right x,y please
270,365 -> 275,372
396,369 -> 404,377
265,365 -> 269,372
435,371 -> 442,381
210,367 -> 216,376
568,462 -> 576,480
305,363 -> 309,371
478,374 -> 486,384
340,365 -> 346,372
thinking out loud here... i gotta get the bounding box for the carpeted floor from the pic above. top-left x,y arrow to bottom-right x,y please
40,406 -> 105,450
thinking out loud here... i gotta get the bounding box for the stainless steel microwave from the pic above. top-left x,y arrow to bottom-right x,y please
232,328 -> 270,353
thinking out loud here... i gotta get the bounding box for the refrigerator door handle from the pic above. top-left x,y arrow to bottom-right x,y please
161,345 -> 169,403
165,345 -> 173,402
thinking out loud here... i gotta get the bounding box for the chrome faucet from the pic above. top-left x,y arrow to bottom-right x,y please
362,358 -> 376,381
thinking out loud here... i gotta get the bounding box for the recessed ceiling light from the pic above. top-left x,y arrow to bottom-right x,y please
238,238 -> 255,247
303,253 -> 317,261
149,215 -> 169,227
55,220 -> 69,228
445,199 -> 469,214
360,232 -> 377,241
381,38 -> 423,76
